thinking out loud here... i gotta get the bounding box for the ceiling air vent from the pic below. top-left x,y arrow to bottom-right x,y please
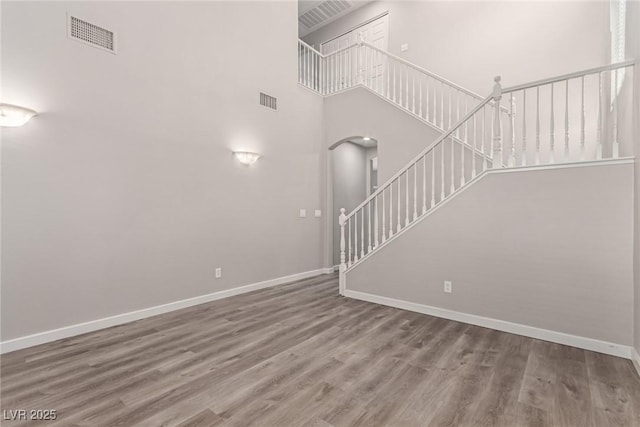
260,92 -> 277,111
68,15 -> 116,54
299,0 -> 352,31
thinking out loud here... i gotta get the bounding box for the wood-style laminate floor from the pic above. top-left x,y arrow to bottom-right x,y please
1,273 -> 639,426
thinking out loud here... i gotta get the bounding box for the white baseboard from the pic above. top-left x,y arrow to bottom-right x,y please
0,268 -> 332,354
632,348 -> 640,377
343,289 -> 632,360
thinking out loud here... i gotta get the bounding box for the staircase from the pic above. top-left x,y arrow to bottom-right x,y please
298,38 -> 510,140
298,39 -> 635,294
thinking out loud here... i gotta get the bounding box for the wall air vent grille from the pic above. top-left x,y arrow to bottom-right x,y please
260,92 -> 277,110
299,0 -> 352,30
68,15 -> 116,53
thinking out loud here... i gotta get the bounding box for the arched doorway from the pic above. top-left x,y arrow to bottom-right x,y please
329,136 -> 378,267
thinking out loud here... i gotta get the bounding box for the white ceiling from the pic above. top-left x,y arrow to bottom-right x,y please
298,0 -> 372,37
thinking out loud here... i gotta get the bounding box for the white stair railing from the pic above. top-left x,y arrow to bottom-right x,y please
337,92 -> 497,292
354,41 -> 511,133
498,60 -> 635,165
337,60 -> 635,292
298,40 -> 323,93
298,39 -> 510,135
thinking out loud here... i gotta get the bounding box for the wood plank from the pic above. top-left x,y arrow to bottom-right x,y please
0,273 -> 638,427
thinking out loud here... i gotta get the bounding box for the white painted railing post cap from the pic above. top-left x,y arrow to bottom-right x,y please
492,76 -> 502,100
339,208 -> 346,225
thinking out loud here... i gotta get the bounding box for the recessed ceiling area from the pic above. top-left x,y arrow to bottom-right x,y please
298,0 -> 372,37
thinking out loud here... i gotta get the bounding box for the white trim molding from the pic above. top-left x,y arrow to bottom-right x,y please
632,348 -> 640,377
344,289 -> 633,360
0,268 -> 333,354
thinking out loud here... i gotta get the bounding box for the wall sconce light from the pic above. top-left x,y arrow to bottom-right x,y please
233,151 -> 261,166
0,103 -> 38,127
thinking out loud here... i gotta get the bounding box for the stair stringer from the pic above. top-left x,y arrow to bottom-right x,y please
342,158 -> 635,359
344,166 -> 490,275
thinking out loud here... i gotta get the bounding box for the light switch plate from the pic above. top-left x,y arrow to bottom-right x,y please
299,209 -> 307,218
314,209 -> 322,217
401,43 -> 409,52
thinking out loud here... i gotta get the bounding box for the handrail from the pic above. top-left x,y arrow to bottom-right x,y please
299,39 -> 354,59
298,39 -> 323,56
361,42 -> 485,102
315,39 -> 485,102
502,59 -> 636,93
318,42 -> 359,58
297,38 -> 502,110
317,40 -> 510,114
344,58 -> 638,220
344,95 -> 493,221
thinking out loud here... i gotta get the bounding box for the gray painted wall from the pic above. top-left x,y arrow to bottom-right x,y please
304,1 -> 610,95
628,1 -> 640,356
346,163 -> 635,346
1,1 -> 326,341
365,146 -> 378,196
324,87 -> 442,184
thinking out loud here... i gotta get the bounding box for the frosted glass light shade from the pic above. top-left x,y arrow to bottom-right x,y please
0,103 -> 37,127
234,151 -> 261,166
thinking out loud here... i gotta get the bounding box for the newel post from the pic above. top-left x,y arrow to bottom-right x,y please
338,208 -> 347,295
492,76 -> 503,168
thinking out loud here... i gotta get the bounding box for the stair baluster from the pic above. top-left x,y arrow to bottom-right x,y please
360,209 -> 364,259
347,218 -> 352,268
522,90 -> 527,166
430,151 -> 436,208
382,189 -> 387,243
613,69 -> 619,158
510,95 -> 516,167
374,196 -> 379,248
388,184 -> 394,238
535,86 -> 541,164
422,155 -> 427,215
564,81 -> 570,162
354,213 -> 359,263
596,73 -> 602,160
339,208 -> 346,294
405,171 -> 410,227
492,76 -> 503,168
550,82 -> 555,164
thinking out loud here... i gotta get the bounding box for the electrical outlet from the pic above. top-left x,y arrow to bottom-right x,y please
299,209 -> 307,218
401,43 -> 409,52
215,268 -> 222,279
314,209 -> 322,217
444,280 -> 452,293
